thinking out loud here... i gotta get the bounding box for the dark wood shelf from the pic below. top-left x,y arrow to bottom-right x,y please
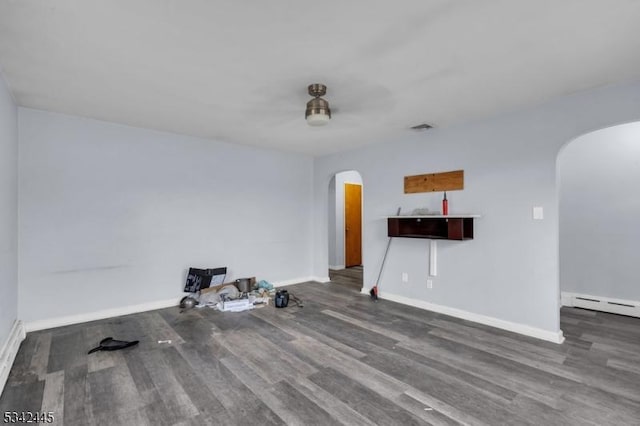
392,234 -> 449,239
387,215 -> 479,240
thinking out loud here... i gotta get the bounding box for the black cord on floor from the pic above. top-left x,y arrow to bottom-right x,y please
289,292 -> 303,308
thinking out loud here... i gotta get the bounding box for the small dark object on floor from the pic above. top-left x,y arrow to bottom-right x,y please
370,287 -> 378,301
88,337 -> 139,354
275,290 -> 304,308
275,290 -> 289,308
180,296 -> 199,311
289,293 -> 304,308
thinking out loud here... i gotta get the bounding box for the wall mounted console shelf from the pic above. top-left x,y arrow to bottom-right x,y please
387,215 -> 480,240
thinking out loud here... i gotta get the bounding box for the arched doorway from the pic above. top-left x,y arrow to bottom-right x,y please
328,170 -> 364,290
558,121 -> 640,317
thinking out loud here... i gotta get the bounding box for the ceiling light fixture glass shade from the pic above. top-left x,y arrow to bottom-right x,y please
305,84 -> 331,126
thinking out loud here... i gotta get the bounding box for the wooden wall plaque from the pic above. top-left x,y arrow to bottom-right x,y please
404,170 -> 464,194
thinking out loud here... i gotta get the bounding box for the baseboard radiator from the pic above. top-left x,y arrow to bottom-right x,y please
562,292 -> 640,318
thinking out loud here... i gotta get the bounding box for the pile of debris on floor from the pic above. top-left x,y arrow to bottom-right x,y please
181,267 -> 274,312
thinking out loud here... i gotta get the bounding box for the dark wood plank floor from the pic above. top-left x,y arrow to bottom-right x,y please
2,279 -> 640,425
329,266 -> 363,289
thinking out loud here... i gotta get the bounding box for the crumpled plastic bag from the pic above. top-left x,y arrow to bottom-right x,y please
257,280 -> 274,291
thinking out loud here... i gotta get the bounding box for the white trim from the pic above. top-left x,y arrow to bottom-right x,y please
273,277 -> 313,287
1,320 -> 26,395
272,276 -> 331,287
561,291 -> 640,318
561,292 -> 573,307
24,297 -> 181,332
378,291 -> 565,344
329,265 -> 345,270
24,276 -> 335,332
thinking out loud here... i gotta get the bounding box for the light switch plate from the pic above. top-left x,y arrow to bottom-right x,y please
533,206 -> 544,220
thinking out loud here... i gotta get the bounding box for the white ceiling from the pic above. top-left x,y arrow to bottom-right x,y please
1,1 -> 640,156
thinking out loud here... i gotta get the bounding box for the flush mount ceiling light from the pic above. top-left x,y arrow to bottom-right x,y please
305,84 -> 331,126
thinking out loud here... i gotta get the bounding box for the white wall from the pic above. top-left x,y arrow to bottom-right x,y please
18,109 -> 314,324
328,175 -> 337,267
0,72 -> 18,347
313,80 -> 640,339
328,171 -> 362,269
559,122 -> 640,301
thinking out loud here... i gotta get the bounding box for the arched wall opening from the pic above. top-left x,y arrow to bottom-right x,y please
558,121 -> 640,316
328,170 -> 364,289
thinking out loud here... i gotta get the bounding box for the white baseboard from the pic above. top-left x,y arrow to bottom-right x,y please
273,276 -> 331,287
562,291 -> 640,318
273,276 -> 313,287
1,320 -> 26,396
370,290 -> 564,344
561,292 -> 573,307
25,276 -> 335,332
329,265 -> 345,270
24,297 -> 182,332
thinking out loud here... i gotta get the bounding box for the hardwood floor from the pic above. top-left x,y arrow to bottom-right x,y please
2,279 -> 640,425
329,266 -> 363,290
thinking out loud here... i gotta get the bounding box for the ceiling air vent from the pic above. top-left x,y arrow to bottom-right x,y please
410,123 -> 433,130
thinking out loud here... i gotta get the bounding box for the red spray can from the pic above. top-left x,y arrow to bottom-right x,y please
442,192 -> 448,215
